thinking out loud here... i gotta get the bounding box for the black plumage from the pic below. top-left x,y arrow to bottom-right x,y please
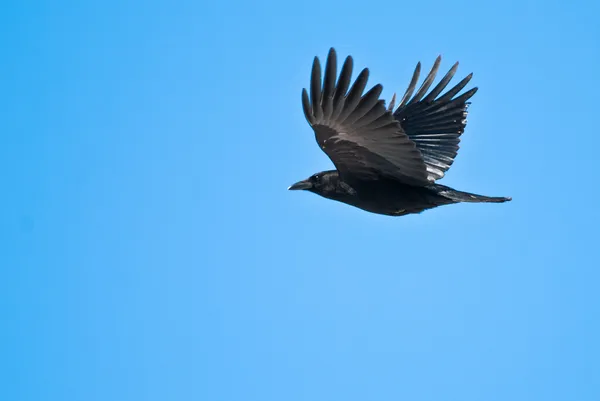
289,48 -> 511,216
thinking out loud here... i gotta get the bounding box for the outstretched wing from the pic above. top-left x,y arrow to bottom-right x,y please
391,56 -> 478,181
301,48 -> 430,187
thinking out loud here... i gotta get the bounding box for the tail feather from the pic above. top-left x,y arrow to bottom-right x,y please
437,186 -> 512,203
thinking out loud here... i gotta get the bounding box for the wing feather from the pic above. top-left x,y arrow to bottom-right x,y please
407,55 -> 441,105
398,62 -> 420,108
302,48 -> 430,186
393,56 -> 477,181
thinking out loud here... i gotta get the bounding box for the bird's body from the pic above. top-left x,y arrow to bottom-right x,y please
291,170 -> 507,216
289,48 -> 511,216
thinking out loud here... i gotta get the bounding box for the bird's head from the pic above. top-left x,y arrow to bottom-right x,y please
288,170 -> 340,197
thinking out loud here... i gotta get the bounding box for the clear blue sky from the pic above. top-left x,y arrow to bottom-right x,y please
1,0 -> 599,400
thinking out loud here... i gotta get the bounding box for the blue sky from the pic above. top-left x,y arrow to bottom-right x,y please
1,0 -> 599,400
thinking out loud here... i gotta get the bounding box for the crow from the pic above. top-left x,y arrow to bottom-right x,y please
288,48 -> 511,216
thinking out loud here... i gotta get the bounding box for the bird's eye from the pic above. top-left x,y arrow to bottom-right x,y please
313,175 -> 319,181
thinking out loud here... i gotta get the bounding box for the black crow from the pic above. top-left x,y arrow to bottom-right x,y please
289,48 -> 511,216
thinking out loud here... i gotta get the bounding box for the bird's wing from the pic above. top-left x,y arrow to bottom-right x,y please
301,48 -> 430,187
391,56 -> 478,181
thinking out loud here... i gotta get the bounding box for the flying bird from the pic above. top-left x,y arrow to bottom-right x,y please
289,48 -> 511,216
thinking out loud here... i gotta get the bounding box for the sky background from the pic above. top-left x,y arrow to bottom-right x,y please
1,0 -> 599,400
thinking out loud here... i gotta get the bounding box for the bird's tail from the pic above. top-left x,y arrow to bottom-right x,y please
436,186 -> 512,203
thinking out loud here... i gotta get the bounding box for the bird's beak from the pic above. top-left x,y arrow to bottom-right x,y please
288,179 -> 313,191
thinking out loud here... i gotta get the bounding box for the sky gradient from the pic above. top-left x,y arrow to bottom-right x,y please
1,0 -> 599,400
